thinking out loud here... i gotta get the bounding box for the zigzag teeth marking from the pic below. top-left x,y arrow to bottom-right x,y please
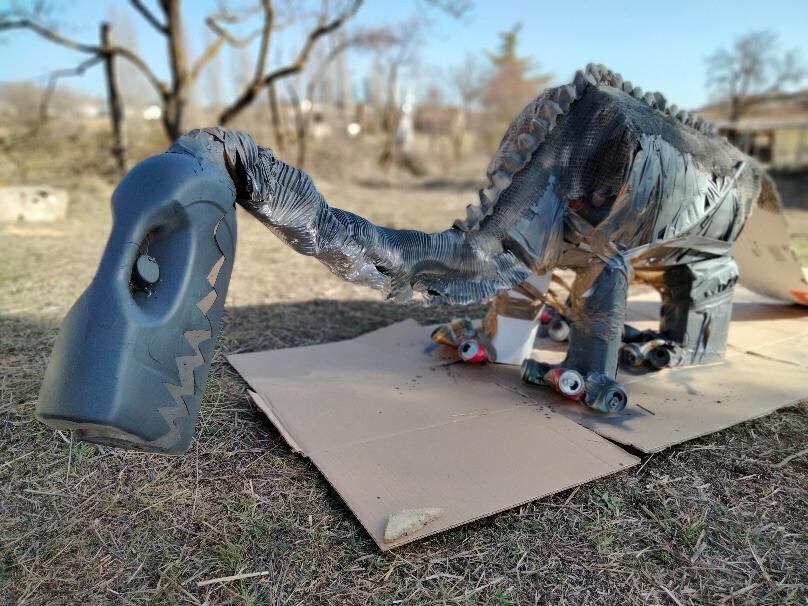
207,256 -> 225,286
155,329 -> 211,447
197,291 -> 217,315
151,249 -> 223,448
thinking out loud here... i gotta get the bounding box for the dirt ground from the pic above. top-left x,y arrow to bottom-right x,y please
1,170 -> 807,605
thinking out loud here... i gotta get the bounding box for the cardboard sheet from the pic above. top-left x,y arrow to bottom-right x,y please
530,288 -> 808,452
229,330 -> 639,550
735,203 -> 808,305
228,290 -> 806,548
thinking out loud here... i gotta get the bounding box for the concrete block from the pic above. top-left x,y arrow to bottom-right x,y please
0,186 -> 69,223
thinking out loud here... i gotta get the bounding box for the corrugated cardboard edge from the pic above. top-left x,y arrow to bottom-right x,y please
247,390 -> 305,455
630,393 -> 808,455
315,444 -> 639,552
374,462 -> 639,551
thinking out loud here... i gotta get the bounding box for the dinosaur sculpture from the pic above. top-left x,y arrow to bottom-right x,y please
211,64 -> 770,408
37,64 -> 778,453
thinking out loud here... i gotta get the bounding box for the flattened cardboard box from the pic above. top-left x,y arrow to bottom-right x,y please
229,334 -> 639,550
229,288 -> 806,549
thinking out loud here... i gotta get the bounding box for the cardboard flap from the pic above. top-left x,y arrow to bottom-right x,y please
735,203 -> 808,305
228,325 -> 639,550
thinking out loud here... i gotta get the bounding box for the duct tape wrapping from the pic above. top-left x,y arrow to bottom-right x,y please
170,92 -> 768,368
171,128 -> 530,306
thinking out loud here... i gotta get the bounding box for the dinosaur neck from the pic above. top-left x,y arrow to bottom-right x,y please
173,128 -> 530,304
250,155 -> 531,304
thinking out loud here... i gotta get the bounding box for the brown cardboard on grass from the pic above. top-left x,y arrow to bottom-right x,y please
282,290 -> 807,457
228,290 -> 806,547
229,330 -> 639,550
535,287 -> 808,453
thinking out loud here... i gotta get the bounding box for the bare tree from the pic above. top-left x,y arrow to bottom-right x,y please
218,0 -> 363,125
450,53 -> 485,160
706,30 -> 804,122
0,0 -> 363,142
293,27 -> 398,167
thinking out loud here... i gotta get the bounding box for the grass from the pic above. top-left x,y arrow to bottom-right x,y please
1,167 -> 807,605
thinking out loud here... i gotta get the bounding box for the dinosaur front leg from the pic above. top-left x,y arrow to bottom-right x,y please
523,262 -> 629,412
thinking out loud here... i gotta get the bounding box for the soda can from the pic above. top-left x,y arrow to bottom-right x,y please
544,367 -> 586,399
430,324 -> 458,347
547,316 -> 570,342
458,338 -> 489,363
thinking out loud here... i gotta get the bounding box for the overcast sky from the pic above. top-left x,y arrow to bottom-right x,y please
1,0 -> 806,110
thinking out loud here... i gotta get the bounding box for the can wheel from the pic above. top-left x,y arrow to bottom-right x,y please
583,374 -> 628,413
648,345 -> 672,369
597,384 -> 628,413
619,343 -> 645,368
547,317 -> 570,342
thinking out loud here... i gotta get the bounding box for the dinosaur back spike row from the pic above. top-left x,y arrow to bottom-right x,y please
453,64 -> 720,234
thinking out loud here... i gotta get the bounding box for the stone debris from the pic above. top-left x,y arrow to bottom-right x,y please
0,187 -> 68,223
383,508 -> 443,544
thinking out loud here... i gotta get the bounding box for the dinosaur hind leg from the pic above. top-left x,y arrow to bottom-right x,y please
653,258 -> 738,365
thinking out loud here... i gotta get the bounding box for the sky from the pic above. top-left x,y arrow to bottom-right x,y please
0,0 -> 806,110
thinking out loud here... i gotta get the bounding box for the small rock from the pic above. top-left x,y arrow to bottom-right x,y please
383,507 -> 443,543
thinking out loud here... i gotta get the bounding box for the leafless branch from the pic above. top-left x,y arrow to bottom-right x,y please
130,0 -> 167,34
112,45 -> 169,97
0,17 -> 168,97
38,55 -> 104,123
307,27 -> 398,93
706,30 -> 804,121
190,0 -> 276,87
422,0 -> 472,18
252,0 -> 274,83
219,0 -> 363,125
191,23 -> 264,83
0,18 -> 100,53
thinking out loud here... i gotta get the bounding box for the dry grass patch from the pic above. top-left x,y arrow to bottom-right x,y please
2,176 -> 807,605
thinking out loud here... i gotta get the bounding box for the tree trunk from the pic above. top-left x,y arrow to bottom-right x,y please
100,22 -> 127,175
267,83 -> 286,153
162,0 -> 187,141
286,84 -> 307,168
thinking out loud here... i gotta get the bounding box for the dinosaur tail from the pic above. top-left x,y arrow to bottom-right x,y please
176,128 -> 531,305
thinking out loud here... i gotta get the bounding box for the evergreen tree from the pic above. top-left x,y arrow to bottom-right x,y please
482,23 -> 551,123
